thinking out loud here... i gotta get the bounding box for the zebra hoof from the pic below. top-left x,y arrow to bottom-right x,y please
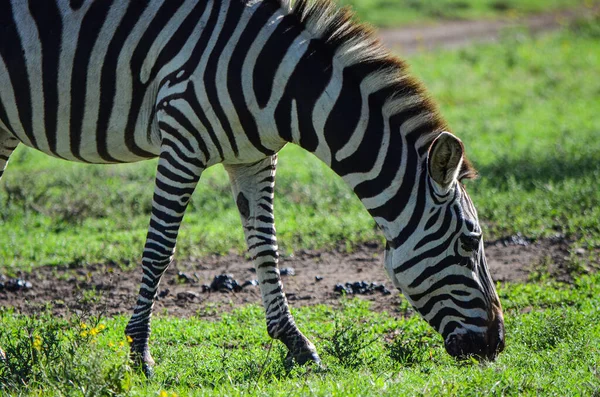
131,355 -> 155,379
141,362 -> 155,379
285,348 -> 321,368
128,344 -> 155,378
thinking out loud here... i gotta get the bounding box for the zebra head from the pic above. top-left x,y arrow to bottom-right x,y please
383,131 -> 504,360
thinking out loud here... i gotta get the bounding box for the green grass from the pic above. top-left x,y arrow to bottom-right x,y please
2,273 -> 600,395
0,145 -> 375,269
2,22 -> 600,396
337,0 -> 592,27
2,21 -> 599,269
412,18 -> 600,248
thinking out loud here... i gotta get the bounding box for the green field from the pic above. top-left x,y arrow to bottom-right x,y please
2,9 -> 600,397
337,0 -> 591,27
1,276 -> 600,395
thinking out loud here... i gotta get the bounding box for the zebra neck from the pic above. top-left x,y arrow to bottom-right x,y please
269,26 -> 445,239
252,1 -> 451,234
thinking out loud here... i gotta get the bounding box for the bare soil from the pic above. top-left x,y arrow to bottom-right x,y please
378,5 -> 599,54
0,236 -> 584,319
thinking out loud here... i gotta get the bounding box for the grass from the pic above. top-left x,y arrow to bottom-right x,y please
415,18 -> 600,249
1,20 -> 599,270
1,273 -> 600,395
1,19 -> 600,396
336,0 -> 593,27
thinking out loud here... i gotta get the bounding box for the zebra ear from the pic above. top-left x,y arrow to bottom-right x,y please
428,131 -> 464,190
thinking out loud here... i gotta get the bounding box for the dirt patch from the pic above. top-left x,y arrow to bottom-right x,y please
378,6 -> 600,54
0,236 -> 584,319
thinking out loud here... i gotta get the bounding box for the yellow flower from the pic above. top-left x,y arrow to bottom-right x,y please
80,323 -> 88,329
108,342 -> 115,348
80,330 -> 88,338
97,324 -> 106,331
89,328 -> 99,337
118,341 -> 125,347
33,335 -> 42,351
126,335 -> 133,344
159,391 -> 168,397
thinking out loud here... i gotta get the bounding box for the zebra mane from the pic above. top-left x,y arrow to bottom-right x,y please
275,0 -> 477,179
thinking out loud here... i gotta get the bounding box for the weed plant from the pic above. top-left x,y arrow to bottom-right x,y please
0,311 -> 134,395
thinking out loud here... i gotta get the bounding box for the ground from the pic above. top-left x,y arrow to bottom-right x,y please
0,235 -> 576,318
378,5 -> 599,53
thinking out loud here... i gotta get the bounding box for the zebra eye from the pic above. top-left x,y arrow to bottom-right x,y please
460,234 -> 481,252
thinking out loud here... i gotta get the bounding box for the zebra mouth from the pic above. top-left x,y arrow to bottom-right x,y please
444,316 -> 505,361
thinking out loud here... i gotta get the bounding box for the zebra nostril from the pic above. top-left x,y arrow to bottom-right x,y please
460,234 -> 481,251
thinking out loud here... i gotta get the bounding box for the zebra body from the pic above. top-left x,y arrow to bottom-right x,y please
0,0 -> 290,166
0,0 -> 504,372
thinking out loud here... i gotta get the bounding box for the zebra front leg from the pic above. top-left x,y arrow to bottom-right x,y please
0,131 -> 18,362
225,156 -> 321,366
125,145 -> 203,377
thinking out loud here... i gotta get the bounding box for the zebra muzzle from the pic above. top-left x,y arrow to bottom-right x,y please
444,314 -> 505,361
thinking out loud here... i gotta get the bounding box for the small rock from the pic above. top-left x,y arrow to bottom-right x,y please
241,279 -> 259,288
177,272 -> 197,284
1,279 -> 33,292
177,291 -> 200,300
315,275 -> 323,282
158,289 -> 170,298
334,281 -> 391,296
334,283 -> 353,294
575,248 -> 586,256
209,274 -> 242,293
280,267 -> 295,276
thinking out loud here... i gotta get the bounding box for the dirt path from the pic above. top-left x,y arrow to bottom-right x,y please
378,6 -> 598,54
1,236 -> 581,318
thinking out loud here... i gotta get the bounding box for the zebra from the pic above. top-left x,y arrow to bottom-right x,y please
0,0 -> 505,374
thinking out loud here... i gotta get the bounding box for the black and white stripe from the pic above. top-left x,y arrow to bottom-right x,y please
0,0 -> 504,372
